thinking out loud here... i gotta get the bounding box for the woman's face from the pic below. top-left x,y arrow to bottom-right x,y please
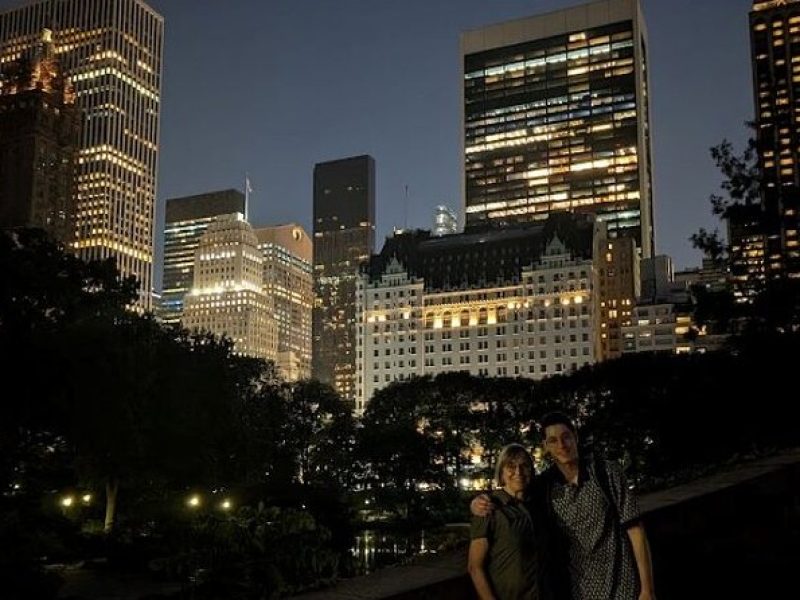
502,455 -> 532,495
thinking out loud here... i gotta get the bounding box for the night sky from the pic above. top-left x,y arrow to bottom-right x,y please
2,0 -> 757,284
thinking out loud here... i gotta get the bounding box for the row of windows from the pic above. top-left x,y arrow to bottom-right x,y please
367,317 -> 593,335
368,343 -> 591,368
362,330 -> 592,356
367,360 -> 591,384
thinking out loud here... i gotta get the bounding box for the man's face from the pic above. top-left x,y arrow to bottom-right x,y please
544,423 -> 579,465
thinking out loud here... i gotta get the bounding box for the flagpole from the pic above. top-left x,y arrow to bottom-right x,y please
244,173 -> 249,221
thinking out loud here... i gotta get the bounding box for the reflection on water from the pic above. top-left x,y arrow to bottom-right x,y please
348,526 -> 469,576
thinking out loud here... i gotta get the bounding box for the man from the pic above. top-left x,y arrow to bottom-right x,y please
472,412 -> 656,600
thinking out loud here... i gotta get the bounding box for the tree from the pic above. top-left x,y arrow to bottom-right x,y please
708,136 -> 761,216
358,377 -> 448,520
0,229 -> 272,532
0,229 -> 138,522
694,132 -> 800,331
691,136 -> 761,265
284,380 -> 357,489
469,376 -> 538,478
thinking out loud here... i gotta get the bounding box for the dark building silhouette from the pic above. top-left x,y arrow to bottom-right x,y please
312,155 -> 375,404
0,29 -> 80,244
750,0 -> 800,281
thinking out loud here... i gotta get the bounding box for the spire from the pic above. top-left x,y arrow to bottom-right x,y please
0,29 -> 74,103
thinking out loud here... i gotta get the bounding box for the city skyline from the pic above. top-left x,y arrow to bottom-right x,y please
0,0 -> 756,282
0,0 -> 163,308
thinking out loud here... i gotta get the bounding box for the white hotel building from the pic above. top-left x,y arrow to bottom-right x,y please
355,215 -> 607,413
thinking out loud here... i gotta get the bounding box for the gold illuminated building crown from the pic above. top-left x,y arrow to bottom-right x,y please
753,0 -> 800,12
0,29 -> 75,103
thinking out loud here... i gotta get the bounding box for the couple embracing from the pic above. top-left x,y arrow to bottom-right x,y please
468,412 -> 656,600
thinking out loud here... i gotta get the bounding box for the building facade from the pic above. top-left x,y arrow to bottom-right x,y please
622,303 -> 691,354
0,29 -> 80,244
640,254 -> 673,304
182,214 -> 276,361
0,0 -> 164,309
727,202 -> 766,302
750,0 -> 800,281
313,155 -> 376,403
254,223 -> 313,381
355,215 -> 602,413
433,205 -> 458,236
622,303 -> 727,355
161,189 -> 245,325
461,0 -> 654,257
596,236 -> 639,360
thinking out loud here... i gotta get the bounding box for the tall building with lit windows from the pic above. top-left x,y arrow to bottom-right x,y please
461,0 -> 654,258
750,0 -> 800,281
254,223 -> 313,381
0,29 -> 81,244
596,236 -> 639,360
182,213 -> 277,361
161,190 -> 245,325
313,155 -> 375,404
727,202 -> 766,302
0,0 -> 164,309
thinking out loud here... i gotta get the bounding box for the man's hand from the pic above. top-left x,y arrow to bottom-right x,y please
470,493 -> 494,517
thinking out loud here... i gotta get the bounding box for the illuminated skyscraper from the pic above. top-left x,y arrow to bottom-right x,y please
750,0 -> 800,280
0,29 -> 80,244
0,0 -> 164,308
161,189 -> 245,325
313,155 -> 375,403
462,0 -> 654,257
182,213 -> 277,361
254,223 -> 313,381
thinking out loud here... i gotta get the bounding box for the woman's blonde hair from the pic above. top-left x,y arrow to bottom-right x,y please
494,443 -> 534,488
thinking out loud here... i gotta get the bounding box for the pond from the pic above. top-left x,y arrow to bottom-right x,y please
347,525 -> 469,576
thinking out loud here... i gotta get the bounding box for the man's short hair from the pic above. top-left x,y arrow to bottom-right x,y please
540,411 -> 577,436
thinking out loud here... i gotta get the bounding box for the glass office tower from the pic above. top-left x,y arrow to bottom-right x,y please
462,0 -> 654,257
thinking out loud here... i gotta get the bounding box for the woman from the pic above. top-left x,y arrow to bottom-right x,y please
468,443 -> 548,600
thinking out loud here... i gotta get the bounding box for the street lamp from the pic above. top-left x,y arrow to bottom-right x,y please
60,496 -> 74,508
220,499 -> 232,511
82,493 -> 92,504
187,494 -> 201,508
